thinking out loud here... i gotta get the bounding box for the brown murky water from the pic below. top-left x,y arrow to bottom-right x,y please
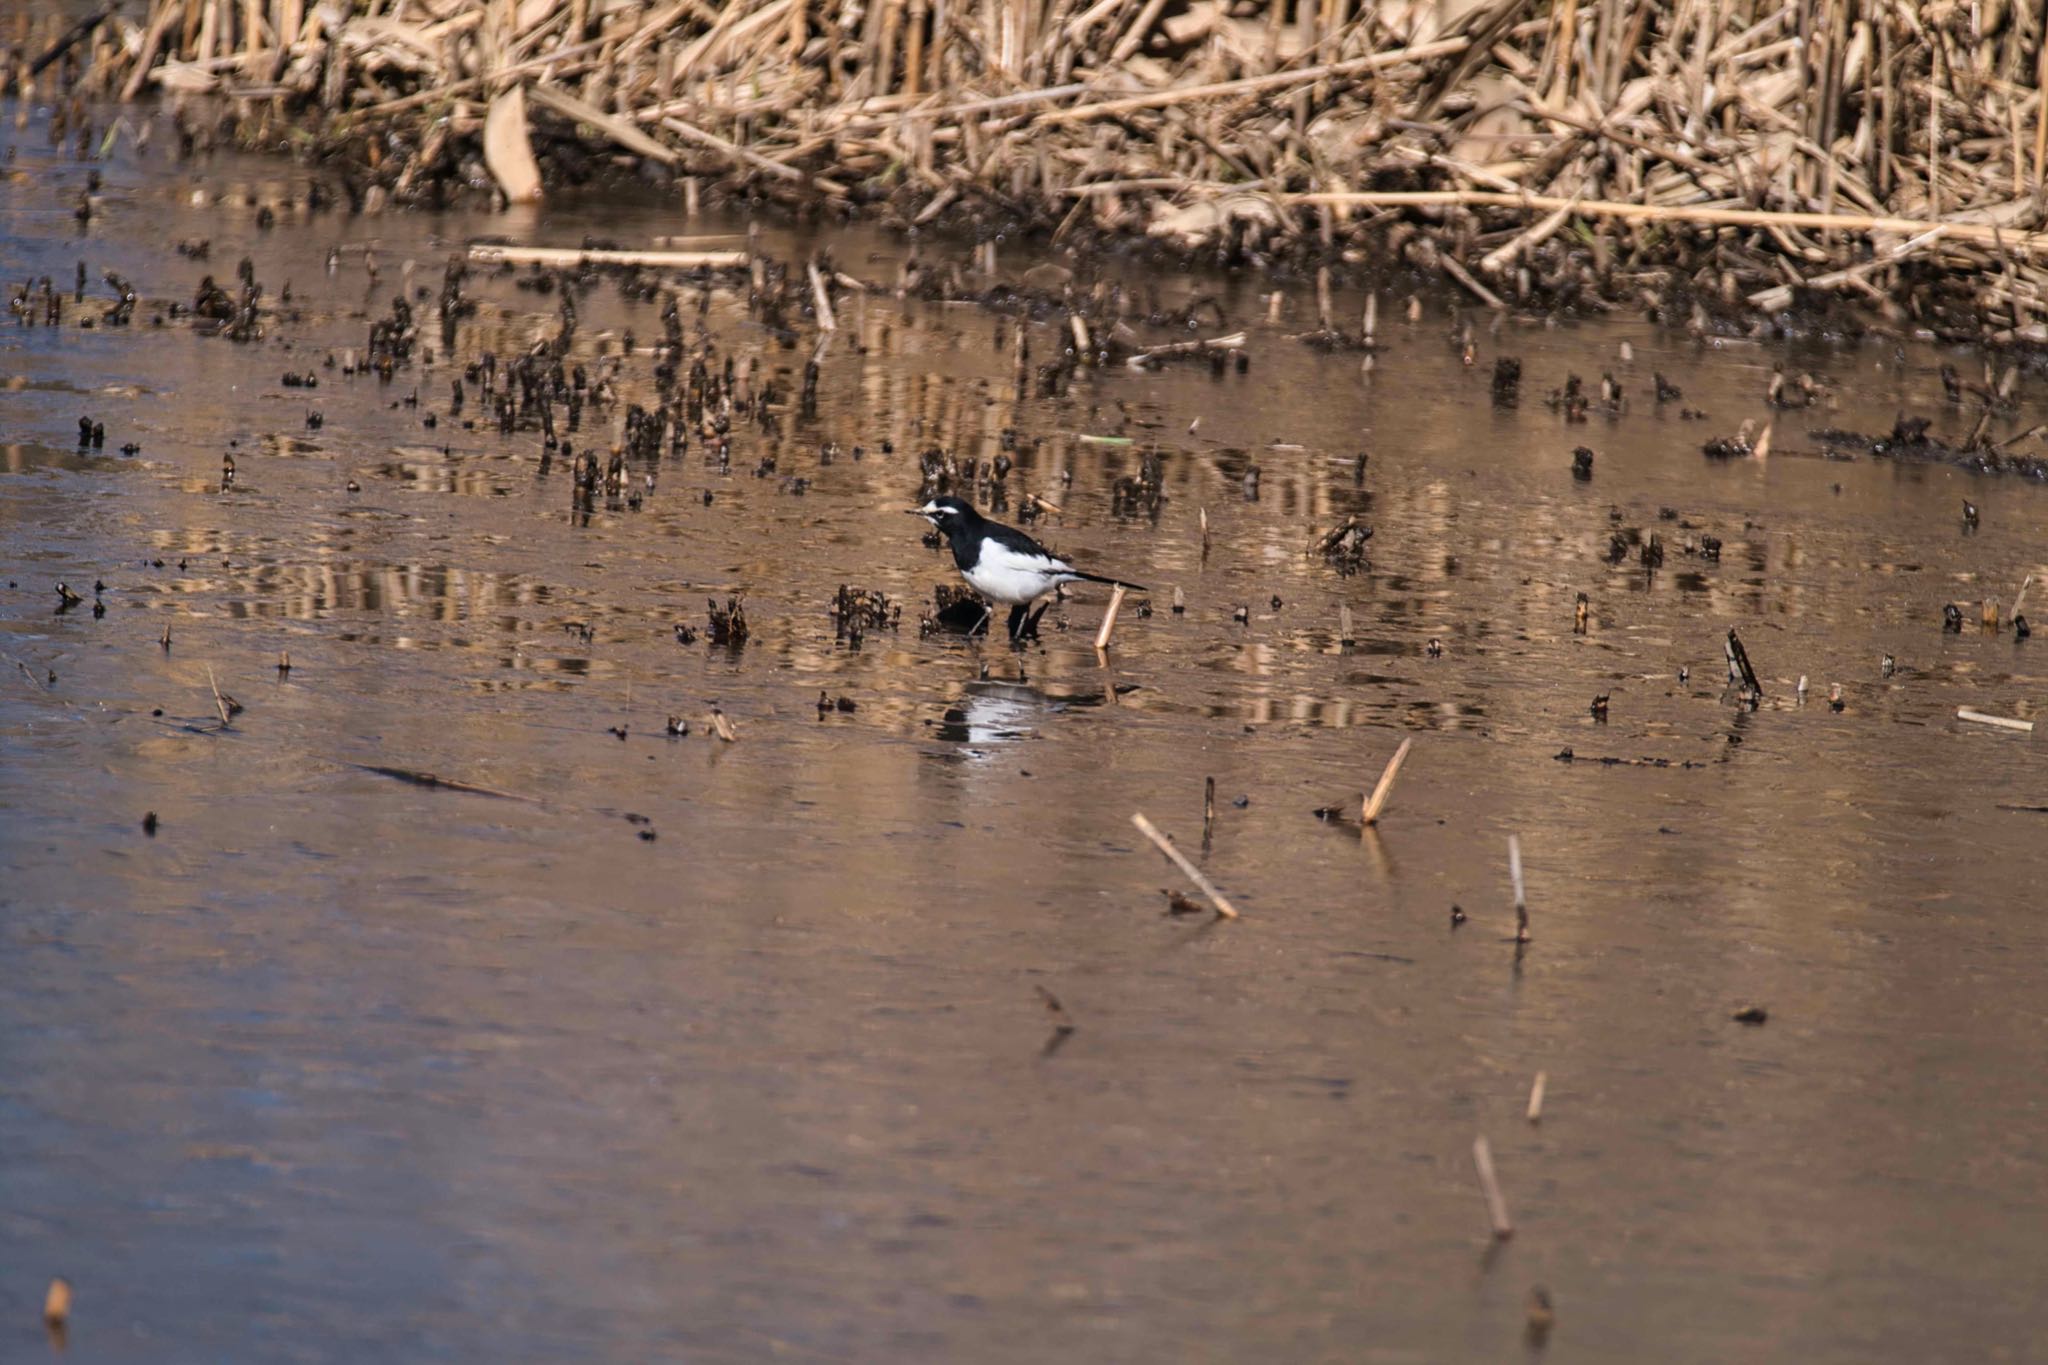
7,98 -> 2048,1364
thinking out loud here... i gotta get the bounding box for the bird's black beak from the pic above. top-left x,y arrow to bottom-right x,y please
905,508 -> 927,515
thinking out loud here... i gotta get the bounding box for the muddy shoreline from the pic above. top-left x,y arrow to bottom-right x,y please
14,0 -> 2048,345
46,92 -> 2048,349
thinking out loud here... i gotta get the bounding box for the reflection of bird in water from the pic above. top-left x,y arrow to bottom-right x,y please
911,495 -> 1146,642
936,680 -> 1137,748
937,682 -> 1045,746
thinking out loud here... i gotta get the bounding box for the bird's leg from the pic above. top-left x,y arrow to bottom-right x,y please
972,603 -> 993,636
1024,599 -> 1052,638
1006,603 -> 1028,643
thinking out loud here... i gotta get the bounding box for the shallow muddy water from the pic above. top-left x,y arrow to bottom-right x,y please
7,99 -> 2048,1364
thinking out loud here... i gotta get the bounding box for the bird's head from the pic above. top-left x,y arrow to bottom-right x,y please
910,495 -> 973,529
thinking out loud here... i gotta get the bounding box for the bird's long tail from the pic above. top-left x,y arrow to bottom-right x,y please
1064,570 -> 1149,592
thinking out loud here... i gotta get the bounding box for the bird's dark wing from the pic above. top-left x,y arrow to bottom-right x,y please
979,518 -> 1071,571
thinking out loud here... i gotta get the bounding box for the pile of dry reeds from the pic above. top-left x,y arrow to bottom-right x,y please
13,0 -> 2048,333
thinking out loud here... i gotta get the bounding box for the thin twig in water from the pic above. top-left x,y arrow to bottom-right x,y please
343,762 -> 537,801
206,664 -> 230,728
808,260 -> 837,331
1131,812 -> 1240,919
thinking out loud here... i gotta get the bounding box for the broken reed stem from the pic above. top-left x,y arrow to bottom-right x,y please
2012,574 -> 2032,622
1440,254 -> 1505,309
1471,1135 -> 1514,1240
807,259 -> 836,331
1361,736 -> 1413,826
1037,33 -> 1474,123
1527,1071 -> 1547,1125
1131,812 -> 1239,919
464,244 -> 750,270
1093,582 -> 1128,651
1725,628 -> 1763,695
1203,775 -> 1215,844
1292,191 -> 2048,260
1509,834 -> 1529,942
206,664 -> 230,727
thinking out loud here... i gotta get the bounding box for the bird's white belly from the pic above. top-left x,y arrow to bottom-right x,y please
964,546 -> 1065,604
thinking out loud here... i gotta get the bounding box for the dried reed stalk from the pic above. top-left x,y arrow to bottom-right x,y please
1361,737 -> 1412,826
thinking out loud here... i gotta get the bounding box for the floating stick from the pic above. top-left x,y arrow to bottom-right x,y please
1527,1072 -> 1547,1125
464,244 -> 749,270
1958,708 -> 2034,732
1131,813 -> 1239,919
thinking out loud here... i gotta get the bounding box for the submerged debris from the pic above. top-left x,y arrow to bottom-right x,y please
1315,518 -> 1373,574
832,585 -> 900,641
707,595 -> 749,646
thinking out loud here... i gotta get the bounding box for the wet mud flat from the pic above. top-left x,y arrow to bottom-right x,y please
8,103 -> 2048,1364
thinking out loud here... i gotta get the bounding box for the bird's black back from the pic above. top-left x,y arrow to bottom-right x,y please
943,503 -> 1063,572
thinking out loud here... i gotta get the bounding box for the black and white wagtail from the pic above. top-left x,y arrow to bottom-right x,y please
911,495 -> 1146,640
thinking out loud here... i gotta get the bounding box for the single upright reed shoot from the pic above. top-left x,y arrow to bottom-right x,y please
1362,738 -> 1413,827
